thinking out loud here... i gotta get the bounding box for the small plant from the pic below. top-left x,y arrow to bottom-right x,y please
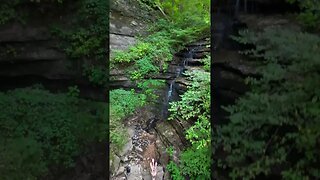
203,55 -> 211,72
83,65 -> 108,86
137,79 -> 165,102
67,85 -> 80,98
167,161 -> 184,180
166,146 -> 175,157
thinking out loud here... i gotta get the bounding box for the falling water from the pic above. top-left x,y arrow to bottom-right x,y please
160,47 -> 195,119
168,80 -> 174,100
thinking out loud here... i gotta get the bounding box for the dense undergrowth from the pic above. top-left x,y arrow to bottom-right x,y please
286,0 -> 320,30
0,86 -> 107,180
212,1 -> 320,179
0,1 -> 108,179
215,24 -> 320,180
168,70 -> 211,179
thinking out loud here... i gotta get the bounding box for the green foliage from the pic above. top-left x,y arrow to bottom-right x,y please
155,0 -> 210,28
166,146 -> 175,157
0,0 -> 107,86
64,0 -> 107,60
131,57 -> 160,80
83,65 -> 108,86
111,34 -> 173,81
137,79 -> 165,102
0,87 -> 106,179
168,70 -> 211,179
110,89 -> 146,150
203,55 -> 211,72
167,161 -> 184,180
51,0 -> 108,86
217,27 -> 320,179
180,146 -> 211,179
0,137 -> 46,180
169,71 -> 210,122
67,85 -> 80,98
113,42 -> 154,64
286,0 -> 320,28
0,2 -> 17,25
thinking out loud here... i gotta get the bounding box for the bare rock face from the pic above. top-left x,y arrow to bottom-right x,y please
109,0 -> 159,54
109,0 -> 160,89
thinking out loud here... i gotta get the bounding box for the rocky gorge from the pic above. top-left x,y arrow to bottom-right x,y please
109,1 -> 211,179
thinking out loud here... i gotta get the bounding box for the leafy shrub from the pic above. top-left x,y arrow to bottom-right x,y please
64,0 -> 108,60
155,0 -> 210,29
167,161 -> 185,180
0,2 -> 17,25
50,0 -> 108,86
180,146 -> 211,179
137,79 -> 166,102
286,0 -> 320,28
111,35 -> 173,81
203,55 -> 211,72
216,27 -> 320,179
131,57 -> 160,80
0,87 -> 106,179
110,89 -> 146,150
0,137 -> 46,180
83,65 -> 108,86
168,70 -> 211,179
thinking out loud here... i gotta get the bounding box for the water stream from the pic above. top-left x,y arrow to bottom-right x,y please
160,48 -> 194,121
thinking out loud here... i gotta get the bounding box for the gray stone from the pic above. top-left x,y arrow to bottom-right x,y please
120,139 -> 133,156
121,156 -> 129,162
135,147 -> 143,153
156,166 -> 164,180
109,33 -> 137,53
116,166 -> 125,176
112,155 -> 121,175
127,164 -> 143,180
0,23 -> 50,42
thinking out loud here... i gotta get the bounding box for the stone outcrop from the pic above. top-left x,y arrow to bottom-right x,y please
0,5 -> 106,101
109,0 -> 160,54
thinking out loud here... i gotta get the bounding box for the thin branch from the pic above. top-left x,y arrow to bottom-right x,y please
155,3 -> 169,20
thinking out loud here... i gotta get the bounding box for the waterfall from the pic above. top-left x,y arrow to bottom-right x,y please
168,80 -> 174,100
161,47 -> 195,119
